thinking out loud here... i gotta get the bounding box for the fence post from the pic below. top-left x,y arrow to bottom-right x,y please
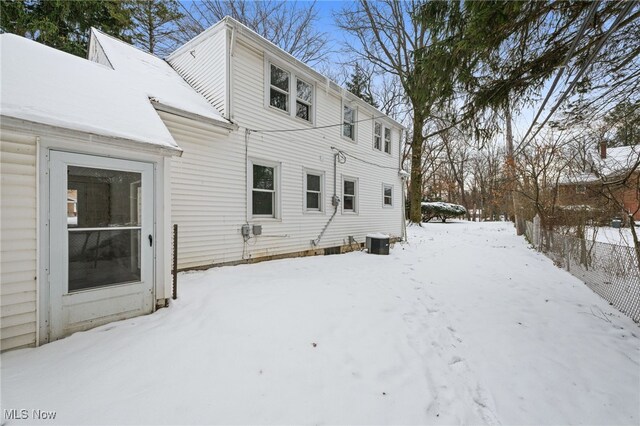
564,237 -> 570,272
172,224 -> 178,300
533,214 -> 541,250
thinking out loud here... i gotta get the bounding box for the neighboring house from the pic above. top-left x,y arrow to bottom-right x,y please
558,143 -> 640,221
90,17 -> 405,270
0,17 -> 405,351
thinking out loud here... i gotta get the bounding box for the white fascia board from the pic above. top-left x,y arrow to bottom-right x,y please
166,19 -> 228,61
1,116 -> 183,157
150,101 -> 237,132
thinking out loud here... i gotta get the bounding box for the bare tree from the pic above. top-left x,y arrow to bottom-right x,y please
335,0 -> 461,224
176,0 -> 330,66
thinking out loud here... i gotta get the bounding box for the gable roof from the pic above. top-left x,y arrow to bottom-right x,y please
167,16 -> 405,130
0,33 -> 180,152
90,29 -> 232,128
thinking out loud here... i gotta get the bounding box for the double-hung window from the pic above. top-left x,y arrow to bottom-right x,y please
269,64 -> 289,112
305,171 -> 323,211
343,104 -> 355,140
383,184 -> 393,207
267,60 -> 315,123
296,79 -> 313,122
252,163 -> 277,217
384,127 -> 391,154
374,122 -> 382,150
343,178 -> 357,212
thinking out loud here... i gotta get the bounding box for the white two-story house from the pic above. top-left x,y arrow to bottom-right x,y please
91,16 -> 406,270
0,17 -> 405,351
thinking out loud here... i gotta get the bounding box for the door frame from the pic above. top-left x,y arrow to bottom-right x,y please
39,148 -> 157,343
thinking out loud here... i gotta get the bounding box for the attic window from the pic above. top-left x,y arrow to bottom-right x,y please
269,64 -> 289,112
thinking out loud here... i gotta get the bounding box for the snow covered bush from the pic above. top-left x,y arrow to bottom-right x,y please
421,201 -> 467,223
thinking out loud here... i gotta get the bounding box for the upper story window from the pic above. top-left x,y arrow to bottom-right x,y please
269,64 -> 290,112
384,128 -> 391,154
266,60 -> 315,123
343,104 -> 355,140
374,122 -> 382,150
296,79 -> 313,122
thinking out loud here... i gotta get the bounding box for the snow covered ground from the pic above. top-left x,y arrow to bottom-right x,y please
586,226 -> 637,247
2,222 -> 639,425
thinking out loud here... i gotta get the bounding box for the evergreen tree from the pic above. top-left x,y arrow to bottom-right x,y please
1,0 -> 133,57
605,101 -> 639,147
130,0 -> 183,56
345,64 -> 378,108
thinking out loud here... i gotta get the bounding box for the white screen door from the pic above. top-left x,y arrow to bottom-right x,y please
49,151 -> 154,341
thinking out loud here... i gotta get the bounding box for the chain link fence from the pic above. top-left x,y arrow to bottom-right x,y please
525,221 -> 640,323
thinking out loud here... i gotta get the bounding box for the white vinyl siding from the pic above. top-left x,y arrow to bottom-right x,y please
1,129 -> 38,351
167,26 -> 228,117
163,36 -> 402,270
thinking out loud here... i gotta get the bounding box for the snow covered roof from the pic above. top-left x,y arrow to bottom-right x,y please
0,34 -> 180,151
597,145 -> 640,177
559,145 -> 639,185
91,29 -> 229,126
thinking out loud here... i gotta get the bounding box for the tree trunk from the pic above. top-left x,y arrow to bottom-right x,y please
505,102 -> 525,235
409,109 -> 426,223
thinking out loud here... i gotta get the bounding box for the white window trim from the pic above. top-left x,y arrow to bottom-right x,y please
342,175 -> 359,214
264,57 -> 316,125
373,121 -> 382,151
248,158 -> 281,220
341,101 -> 357,142
382,183 -> 394,207
384,127 -> 392,155
295,77 -> 314,124
303,168 -> 325,214
266,63 -> 290,115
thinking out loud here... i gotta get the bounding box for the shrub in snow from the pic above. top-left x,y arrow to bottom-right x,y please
421,201 -> 467,223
